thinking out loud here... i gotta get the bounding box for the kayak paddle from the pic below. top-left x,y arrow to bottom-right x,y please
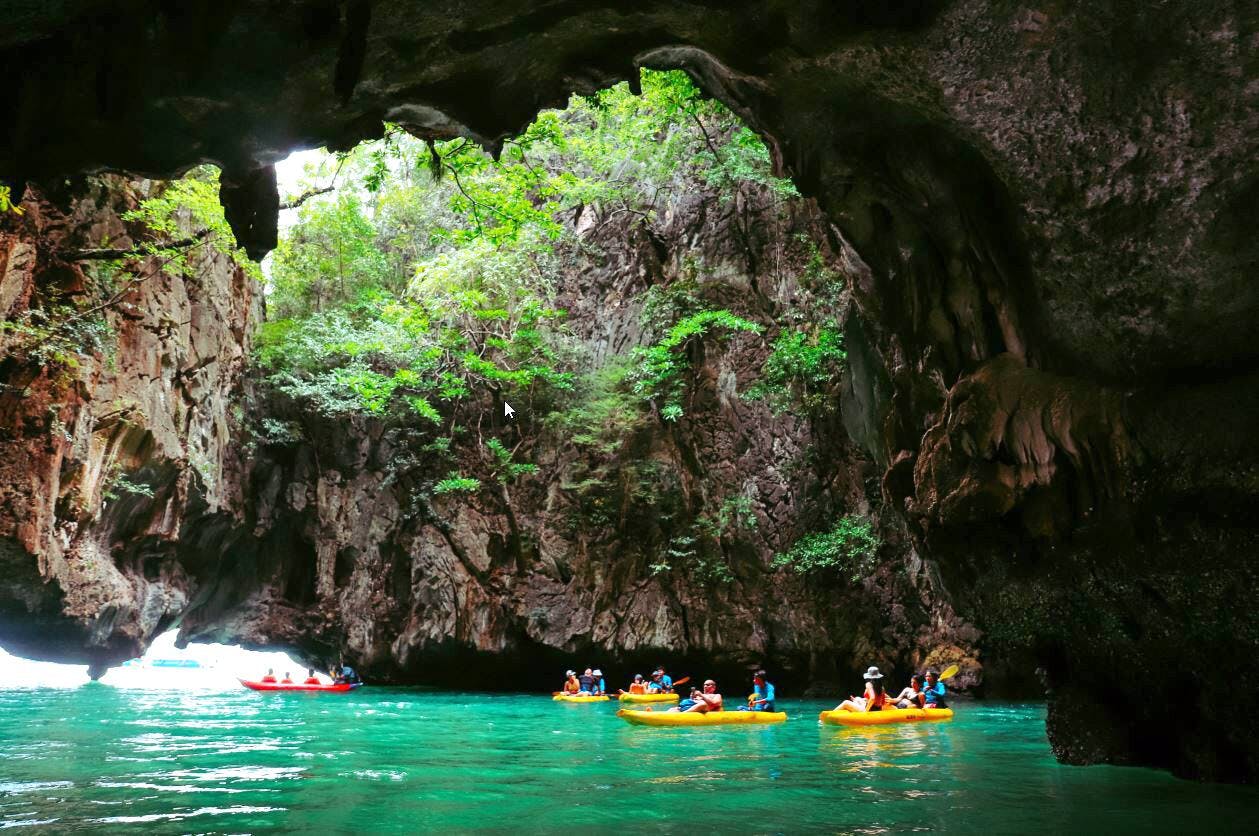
939,664 -> 959,681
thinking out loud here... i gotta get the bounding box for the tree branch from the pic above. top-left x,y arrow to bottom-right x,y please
65,229 -> 212,261
279,186 -> 335,210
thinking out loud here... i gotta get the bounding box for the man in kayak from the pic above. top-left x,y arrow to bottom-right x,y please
280,672 -> 294,684
578,668 -> 597,694
592,669 -> 606,695
562,670 -> 581,694
921,669 -> 948,709
648,668 -> 673,693
261,668 -> 277,684
741,670 -> 776,711
332,663 -> 361,685
671,680 -> 722,713
303,668 -> 321,685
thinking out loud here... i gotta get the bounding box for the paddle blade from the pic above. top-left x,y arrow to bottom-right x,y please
940,664 -> 959,681
672,676 -> 690,688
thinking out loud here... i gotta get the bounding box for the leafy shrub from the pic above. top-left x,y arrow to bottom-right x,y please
743,323 -> 846,413
433,474 -> 481,494
630,309 -> 761,421
773,515 -> 880,580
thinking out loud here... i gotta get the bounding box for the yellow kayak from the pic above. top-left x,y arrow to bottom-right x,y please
553,694 -> 610,703
617,709 -> 787,726
818,707 -> 954,726
617,693 -> 679,704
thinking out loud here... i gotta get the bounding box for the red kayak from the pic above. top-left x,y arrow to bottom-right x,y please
239,679 -> 362,692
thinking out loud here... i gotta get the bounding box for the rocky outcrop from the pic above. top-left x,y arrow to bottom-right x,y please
3,0 -> 1258,780
174,186 -> 977,693
0,178 -> 261,672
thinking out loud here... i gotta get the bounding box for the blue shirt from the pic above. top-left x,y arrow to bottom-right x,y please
753,681 -> 776,710
922,681 -> 946,705
660,674 -> 673,690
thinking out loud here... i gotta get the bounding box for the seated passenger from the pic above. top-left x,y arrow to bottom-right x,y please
834,666 -> 888,712
626,674 -> 648,694
303,668 -> 321,685
672,680 -> 722,713
741,670 -> 775,711
562,670 -> 581,694
921,669 -> 948,709
261,668 -> 277,684
592,669 -> 606,695
578,668 -> 596,695
891,674 -> 923,709
280,671 -> 294,684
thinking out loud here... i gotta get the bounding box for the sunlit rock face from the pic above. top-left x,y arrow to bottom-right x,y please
2,1 -> 1258,780
0,177 -> 261,669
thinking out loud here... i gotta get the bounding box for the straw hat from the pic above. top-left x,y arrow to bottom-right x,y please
862,666 -> 884,680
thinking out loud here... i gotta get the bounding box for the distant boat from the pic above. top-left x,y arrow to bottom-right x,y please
120,659 -> 203,668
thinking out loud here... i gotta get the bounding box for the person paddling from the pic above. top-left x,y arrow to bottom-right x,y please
741,670 -> 776,712
921,669 -> 948,709
834,666 -> 888,713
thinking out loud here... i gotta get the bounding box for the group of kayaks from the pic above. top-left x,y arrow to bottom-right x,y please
555,691 -> 953,728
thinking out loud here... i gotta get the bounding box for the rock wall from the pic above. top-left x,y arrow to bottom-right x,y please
175,184 -> 977,694
0,177 -> 261,672
2,0 -> 1257,780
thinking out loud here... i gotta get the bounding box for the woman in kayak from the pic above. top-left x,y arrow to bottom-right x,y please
890,674 -> 923,709
921,669 -> 948,708
562,670 -> 581,694
621,674 -> 648,695
834,666 -> 888,712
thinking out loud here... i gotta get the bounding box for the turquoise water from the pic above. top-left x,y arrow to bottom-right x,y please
1,687 -> 1254,833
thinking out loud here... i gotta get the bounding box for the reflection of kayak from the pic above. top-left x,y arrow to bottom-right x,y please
818,707 -> 953,726
618,693 -> 679,704
240,679 -> 361,692
617,709 -> 787,726
553,694 -> 610,702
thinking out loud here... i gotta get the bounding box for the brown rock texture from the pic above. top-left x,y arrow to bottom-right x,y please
0,178 -> 261,671
2,0 -> 1258,780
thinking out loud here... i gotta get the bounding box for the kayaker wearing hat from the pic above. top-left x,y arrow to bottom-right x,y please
622,674 -> 648,695
833,666 -> 889,713
592,669 -> 606,695
647,668 -> 673,694
562,670 -> 581,694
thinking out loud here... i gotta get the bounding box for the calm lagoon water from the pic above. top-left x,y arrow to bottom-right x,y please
0,687 -> 1253,833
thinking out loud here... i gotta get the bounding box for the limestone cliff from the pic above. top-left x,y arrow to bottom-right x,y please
0,177 -> 261,672
2,0 -> 1257,781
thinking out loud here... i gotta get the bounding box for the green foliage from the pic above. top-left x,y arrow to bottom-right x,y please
630,309 -> 761,421
0,185 -> 23,215
743,323 -> 846,413
102,472 -> 156,501
484,437 -> 538,483
544,361 -> 643,455
773,515 -> 880,581
432,473 -> 481,494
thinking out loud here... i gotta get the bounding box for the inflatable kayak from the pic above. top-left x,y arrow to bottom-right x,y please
553,694 -> 610,703
818,707 -> 953,726
617,709 -> 786,726
618,693 -> 679,704
240,679 -> 361,692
